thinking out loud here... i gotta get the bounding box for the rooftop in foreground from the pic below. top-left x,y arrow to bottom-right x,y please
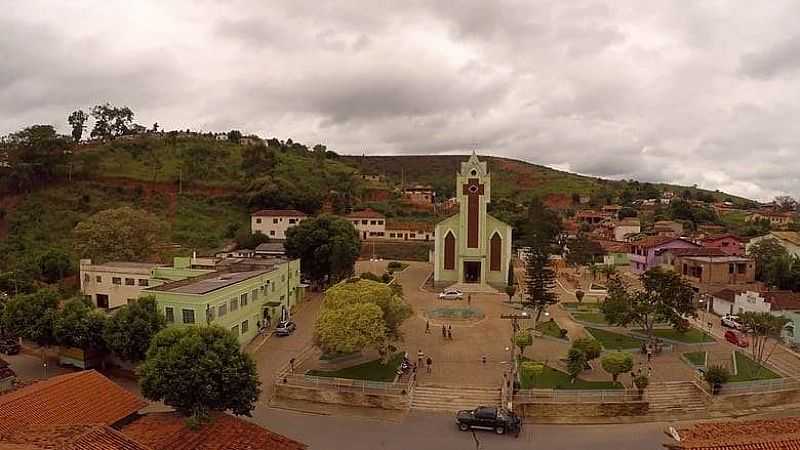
147,269 -> 272,295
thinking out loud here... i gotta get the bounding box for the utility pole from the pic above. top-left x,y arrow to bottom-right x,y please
500,312 -> 530,410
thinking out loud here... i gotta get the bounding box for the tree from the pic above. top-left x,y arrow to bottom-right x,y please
774,195 -> 798,212
241,143 -> 276,178
572,338 -> 601,362
513,332 -> 533,357
1,125 -> 70,192
601,351 -> 633,383
178,143 -> 219,180
518,197 -> 563,253
313,302 -> 386,355
748,238 -> 789,283
73,207 -> 166,263
1,288 -> 60,346
53,297 -> 107,351
738,312 -> 789,374
234,231 -> 270,250
566,234 -> 605,267
601,268 -> 696,343
567,348 -> 587,382
227,130 -> 242,144
105,296 -> 166,362
139,326 -> 260,420
523,247 -> 558,323
68,110 -> 89,143
284,215 -> 361,284
36,248 -> 73,283
704,365 -> 730,394
90,103 -> 134,140
322,278 -> 411,340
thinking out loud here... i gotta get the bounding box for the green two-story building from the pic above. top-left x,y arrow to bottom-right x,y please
146,258 -> 303,345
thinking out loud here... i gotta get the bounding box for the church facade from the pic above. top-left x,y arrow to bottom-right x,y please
433,153 -> 513,288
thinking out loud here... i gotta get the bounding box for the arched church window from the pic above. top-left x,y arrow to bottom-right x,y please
444,232 -> 456,270
490,233 -> 502,271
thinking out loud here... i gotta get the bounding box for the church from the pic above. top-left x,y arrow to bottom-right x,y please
433,152 -> 513,289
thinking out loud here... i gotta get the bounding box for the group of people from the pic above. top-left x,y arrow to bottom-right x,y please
416,349 -> 433,374
425,321 -> 454,340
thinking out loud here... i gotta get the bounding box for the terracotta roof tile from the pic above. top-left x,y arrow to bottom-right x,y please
595,240 -> 631,253
251,209 -> 307,217
0,370 -> 146,434
668,247 -> 729,257
121,412 -> 307,450
762,291 -> 800,311
665,417 -> 800,450
710,288 -> 740,303
701,234 -> 745,243
632,236 -> 696,249
385,220 -> 434,232
0,424 -> 152,450
345,208 -> 385,219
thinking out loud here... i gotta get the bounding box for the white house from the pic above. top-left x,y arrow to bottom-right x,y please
251,209 -> 308,239
345,209 -> 386,240
747,231 -> 800,258
711,289 -> 800,317
614,218 -> 641,242
79,260 -> 164,310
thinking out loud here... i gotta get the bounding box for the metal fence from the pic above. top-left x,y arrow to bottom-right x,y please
514,388 -> 641,403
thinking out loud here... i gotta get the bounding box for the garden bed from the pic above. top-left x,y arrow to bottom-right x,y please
519,359 -> 622,390
572,312 -> 609,325
730,352 -> 781,382
426,307 -> 484,320
307,353 -> 404,382
682,351 -> 707,368
585,328 -> 643,350
634,328 -> 714,344
536,320 -> 567,340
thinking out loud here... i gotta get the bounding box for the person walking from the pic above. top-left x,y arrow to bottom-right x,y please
425,321 -> 430,334
442,324 -> 447,338
448,325 -> 453,340
467,294 -> 472,305
426,356 -> 433,374
646,343 -> 653,363
417,349 -> 424,366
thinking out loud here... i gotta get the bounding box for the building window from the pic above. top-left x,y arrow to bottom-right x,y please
138,279 -> 149,287
231,325 -> 239,336
218,304 -> 227,317
124,278 -> 135,286
252,289 -> 258,301
96,294 -> 109,309
165,307 -> 174,323
378,220 -> 384,225
112,277 -> 122,285
182,309 -> 195,324
737,263 -> 746,274
289,219 -> 296,224
270,230 -> 275,236
729,264 -> 734,274
370,220 -> 377,225
362,220 -> 368,225
273,218 -> 279,224
256,218 -> 262,224
84,273 -> 90,282
96,275 -> 102,283
241,320 -> 249,333
230,298 -> 238,311
241,293 -> 248,307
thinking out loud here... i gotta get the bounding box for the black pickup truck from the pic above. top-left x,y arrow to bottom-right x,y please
456,406 -> 521,436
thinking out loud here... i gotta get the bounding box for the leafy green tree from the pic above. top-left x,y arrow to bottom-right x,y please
105,296 -> 166,362
571,338 -> 601,362
179,143 -> 219,180
567,348 -> 587,381
227,130 -> 242,144
241,143 -> 276,178
36,248 -> 73,283
68,110 -> 89,143
1,288 -> 60,346
523,247 -> 558,323
518,197 -> 563,252
513,332 -> 533,357
90,103 -> 134,140
738,312 -> 790,373
1,125 -> 70,192
313,302 -> 386,355
704,365 -> 730,394
73,207 -> 166,263
53,297 -> 107,351
601,268 -> 696,343
748,238 -> 789,284
323,279 -> 411,340
601,351 -> 633,383
139,326 -> 260,420
285,215 -> 361,284
234,231 -> 270,250
566,234 -> 606,267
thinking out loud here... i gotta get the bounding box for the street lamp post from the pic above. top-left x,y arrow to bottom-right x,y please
501,311 -> 530,409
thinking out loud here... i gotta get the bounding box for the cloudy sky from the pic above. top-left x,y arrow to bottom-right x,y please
3,1 -> 800,201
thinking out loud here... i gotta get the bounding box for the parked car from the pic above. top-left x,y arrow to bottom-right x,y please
456,406 -> 521,436
721,314 -> 742,330
0,336 -> 20,355
439,289 -> 464,300
725,330 -> 749,348
275,321 -> 296,337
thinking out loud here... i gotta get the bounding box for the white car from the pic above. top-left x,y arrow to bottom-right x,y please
439,289 -> 465,300
721,314 -> 742,330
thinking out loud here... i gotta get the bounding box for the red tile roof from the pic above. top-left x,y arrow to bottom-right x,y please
345,208 -> 385,219
251,209 -> 307,217
0,370 -> 146,434
0,424 -> 152,450
701,234 -> 745,243
595,240 -> 631,253
664,417 -> 800,449
668,247 -> 729,257
385,220 -> 434,232
121,412 -> 307,450
711,288 -> 740,303
632,236 -> 696,250
763,291 -> 800,311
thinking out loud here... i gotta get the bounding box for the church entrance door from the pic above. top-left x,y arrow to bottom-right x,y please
463,261 -> 481,283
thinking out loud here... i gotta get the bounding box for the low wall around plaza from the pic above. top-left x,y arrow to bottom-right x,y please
514,401 -> 649,419
273,381 -> 410,410
709,387 -> 800,411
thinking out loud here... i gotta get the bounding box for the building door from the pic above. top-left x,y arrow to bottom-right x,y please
96,294 -> 109,309
464,261 -> 481,283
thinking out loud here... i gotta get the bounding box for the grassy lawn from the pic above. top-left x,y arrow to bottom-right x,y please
586,327 -> 643,350
730,352 -> 781,382
519,359 -> 622,390
536,320 -> 566,339
386,262 -> 409,273
637,328 -> 714,343
683,351 -> 707,367
572,312 -> 609,325
562,302 -> 601,311
306,353 -> 404,382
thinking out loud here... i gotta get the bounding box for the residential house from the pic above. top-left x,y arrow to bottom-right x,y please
601,204 -> 623,218
670,250 -> 756,292
629,236 -> 699,273
746,210 -> 796,228
653,220 -> 684,237
596,240 -> 631,266
747,231 -> 800,257
346,209 -> 386,240
214,132 -> 228,141
385,220 -> 434,241
614,218 -> 641,242
239,136 -> 262,146
710,289 -> 800,316
251,209 -> 308,239
696,224 -> 726,237
403,184 -> 434,205
664,416 -> 800,450
700,234 -> 746,256
575,210 -> 609,226
146,258 -> 302,345
360,174 -> 382,182
79,260 -> 213,310
1,424 -> 151,450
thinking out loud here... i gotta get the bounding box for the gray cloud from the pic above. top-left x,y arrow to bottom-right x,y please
2,0 -> 800,201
